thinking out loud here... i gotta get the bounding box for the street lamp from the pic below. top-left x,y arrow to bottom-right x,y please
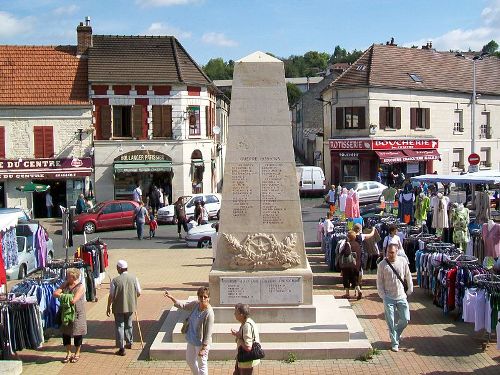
455,51 -> 488,156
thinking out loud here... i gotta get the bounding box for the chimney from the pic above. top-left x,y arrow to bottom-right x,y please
77,17 -> 92,56
386,37 -> 397,46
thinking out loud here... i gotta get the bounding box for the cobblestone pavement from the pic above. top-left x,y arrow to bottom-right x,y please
8,246 -> 500,374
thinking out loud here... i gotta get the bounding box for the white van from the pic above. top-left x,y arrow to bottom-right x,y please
297,166 -> 326,196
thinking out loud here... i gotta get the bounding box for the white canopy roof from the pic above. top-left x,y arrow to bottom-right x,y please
411,170 -> 500,185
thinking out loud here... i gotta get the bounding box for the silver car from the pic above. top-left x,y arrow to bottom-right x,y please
6,222 -> 54,280
157,193 -> 221,224
341,181 -> 388,204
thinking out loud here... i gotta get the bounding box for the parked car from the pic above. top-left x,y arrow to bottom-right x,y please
73,200 -> 141,234
157,193 -> 221,224
6,222 -> 54,280
185,222 -> 218,248
0,207 -> 31,222
340,181 -> 387,204
297,166 -> 327,196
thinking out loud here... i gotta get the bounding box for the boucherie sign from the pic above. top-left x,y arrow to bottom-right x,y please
329,138 -> 439,150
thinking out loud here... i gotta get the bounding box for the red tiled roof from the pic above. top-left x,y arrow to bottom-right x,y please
330,44 -> 500,96
0,45 -> 89,106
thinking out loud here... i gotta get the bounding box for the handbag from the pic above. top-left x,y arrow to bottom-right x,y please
385,259 -> 409,292
55,308 -> 62,326
237,321 -> 265,362
338,241 -> 356,269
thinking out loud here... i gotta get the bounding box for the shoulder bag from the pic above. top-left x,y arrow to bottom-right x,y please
237,321 -> 265,362
338,241 -> 356,269
385,259 -> 408,292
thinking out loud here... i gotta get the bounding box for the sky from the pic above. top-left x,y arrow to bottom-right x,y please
1,0 -> 499,65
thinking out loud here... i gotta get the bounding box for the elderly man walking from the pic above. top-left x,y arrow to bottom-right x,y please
377,243 -> 413,352
106,260 -> 141,356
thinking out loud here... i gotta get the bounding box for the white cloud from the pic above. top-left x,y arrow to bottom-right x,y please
53,4 -> 80,16
136,0 -> 201,7
201,32 -> 238,47
145,22 -> 192,38
405,0 -> 500,51
0,12 -> 33,38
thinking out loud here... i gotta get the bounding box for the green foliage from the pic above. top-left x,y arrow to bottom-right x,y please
356,348 -> 381,362
203,58 -> 234,80
286,82 -> 302,107
285,352 -> 297,363
481,40 -> 500,57
330,45 -> 363,64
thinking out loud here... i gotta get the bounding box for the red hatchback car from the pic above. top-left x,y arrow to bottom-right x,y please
73,200 -> 141,234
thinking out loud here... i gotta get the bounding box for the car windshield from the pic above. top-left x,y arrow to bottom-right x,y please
342,182 -> 358,190
89,202 -> 105,213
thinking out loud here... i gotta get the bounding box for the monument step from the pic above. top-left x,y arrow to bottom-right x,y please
213,304 -> 317,323
172,322 -> 350,343
149,340 -> 371,361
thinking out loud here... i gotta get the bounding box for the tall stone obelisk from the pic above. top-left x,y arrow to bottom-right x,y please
209,52 -> 313,306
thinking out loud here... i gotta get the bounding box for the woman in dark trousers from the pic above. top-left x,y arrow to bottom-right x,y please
174,197 -> 189,239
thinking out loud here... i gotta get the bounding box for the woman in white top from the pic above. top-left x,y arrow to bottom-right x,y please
382,224 -> 408,263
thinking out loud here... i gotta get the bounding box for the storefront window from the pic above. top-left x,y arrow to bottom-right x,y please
341,160 -> 359,182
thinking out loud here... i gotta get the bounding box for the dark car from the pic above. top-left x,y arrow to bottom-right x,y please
73,200 -> 141,234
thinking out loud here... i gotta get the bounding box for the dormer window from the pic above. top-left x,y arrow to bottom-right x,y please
409,73 -> 423,82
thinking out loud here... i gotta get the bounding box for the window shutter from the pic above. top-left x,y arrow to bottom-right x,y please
34,126 -> 44,158
410,108 -> 417,130
395,107 -> 401,129
152,106 -> 162,138
425,108 -> 430,129
43,127 -> 54,157
162,105 -> 172,138
100,105 -> 112,139
357,107 -> 366,129
205,106 -> 210,137
336,108 -> 343,129
0,127 -> 5,158
379,107 -> 386,130
132,105 -> 143,139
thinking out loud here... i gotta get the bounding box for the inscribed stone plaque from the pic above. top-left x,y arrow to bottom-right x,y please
220,276 -> 303,305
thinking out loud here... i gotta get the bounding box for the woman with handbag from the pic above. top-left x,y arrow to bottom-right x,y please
164,287 -> 214,375
53,268 -> 87,363
339,231 -> 363,300
231,303 -> 262,375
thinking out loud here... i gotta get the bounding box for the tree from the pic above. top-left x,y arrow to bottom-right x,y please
203,58 -> 234,80
481,40 -> 499,56
287,82 -> 302,107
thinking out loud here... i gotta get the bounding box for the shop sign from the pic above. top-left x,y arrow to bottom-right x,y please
115,150 -> 172,162
329,138 -> 439,150
372,139 -> 439,150
0,157 -> 93,179
339,152 -> 359,158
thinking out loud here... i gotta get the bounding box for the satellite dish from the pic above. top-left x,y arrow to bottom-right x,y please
213,126 -> 221,135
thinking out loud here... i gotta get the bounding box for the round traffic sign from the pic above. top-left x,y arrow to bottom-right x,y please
468,153 -> 480,165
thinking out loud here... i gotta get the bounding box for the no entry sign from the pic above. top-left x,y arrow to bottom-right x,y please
468,153 -> 480,165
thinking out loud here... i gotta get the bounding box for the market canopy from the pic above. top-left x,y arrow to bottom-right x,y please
411,170 -> 500,185
16,182 -> 50,192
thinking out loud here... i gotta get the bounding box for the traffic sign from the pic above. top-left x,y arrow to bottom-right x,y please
468,153 -> 480,165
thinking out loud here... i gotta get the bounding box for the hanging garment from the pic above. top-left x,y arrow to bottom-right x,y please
339,189 -> 348,212
482,223 -> 500,257
398,192 -> 415,224
344,191 -> 355,218
35,226 -> 48,268
414,195 -> 430,224
431,195 -> 450,229
351,191 -> 360,218
474,191 -> 491,224
451,207 -> 470,251
1,228 -> 19,270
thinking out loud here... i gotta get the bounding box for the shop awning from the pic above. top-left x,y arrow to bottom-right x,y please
375,151 -> 407,164
411,170 -> 500,184
114,162 -> 172,173
403,149 -> 440,161
376,150 -> 441,164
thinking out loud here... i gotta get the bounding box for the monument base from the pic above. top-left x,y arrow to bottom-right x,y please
208,262 -> 314,307
149,295 -> 371,361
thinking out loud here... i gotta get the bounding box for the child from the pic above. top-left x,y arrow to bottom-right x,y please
149,215 -> 158,239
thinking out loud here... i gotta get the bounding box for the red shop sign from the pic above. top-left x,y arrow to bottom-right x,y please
372,139 -> 439,150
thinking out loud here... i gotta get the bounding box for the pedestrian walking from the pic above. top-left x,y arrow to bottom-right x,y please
376,243 -> 413,352
164,287 -> 214,375
231,303 -> 261,374
199,201 -> 209,225
133,201 -> 149,240
46,190 -> 54,218
75,193 -> 86,215
53,268 -> 87,363
338,230 -> 362,300
106,260 -> 141,356
132,182 -> 142,203
326,185 -> 336,213
149,214 -> 158,239
175,197 -> 189,239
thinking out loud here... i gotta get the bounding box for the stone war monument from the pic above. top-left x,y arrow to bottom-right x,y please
150,52 -> 371,360
209,51 -> 312,307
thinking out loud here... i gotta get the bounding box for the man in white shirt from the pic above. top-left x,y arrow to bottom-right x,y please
132,182 -> 142,203
45,190 -> 53,218
377,243 -> 413,352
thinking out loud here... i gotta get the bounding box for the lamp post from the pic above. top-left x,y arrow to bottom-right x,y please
455,51 -> 488,157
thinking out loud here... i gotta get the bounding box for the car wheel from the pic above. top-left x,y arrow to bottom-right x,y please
18,264 -> 27,279
47,251 -> 53,264
84,221 -> 96,234
198,238 -> 212,248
